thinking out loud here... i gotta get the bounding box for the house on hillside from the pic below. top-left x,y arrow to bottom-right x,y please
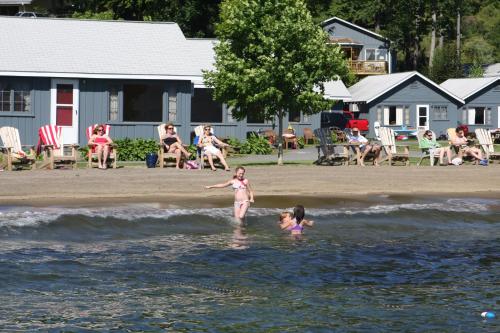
0,0 -> 31,15
441,77 -> 500,131
0,16 -> 351,146
347,72 -> 465,138
321,16 -> 396,76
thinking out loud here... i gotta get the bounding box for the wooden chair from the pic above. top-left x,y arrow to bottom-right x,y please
193,125 -> 227,169
38,125 -> 79,169
303,127 -> 315,145
0,126 -> 36,171
313,128 -> 349,166
475,128 -> 500,163
416,130 -> 440,166
379,127 -> 409,166
85,124 -> 118,169
263,129 -> 277,145
157,124 -> 186,168
345,128 -> 377,166
283,129 -> 298,149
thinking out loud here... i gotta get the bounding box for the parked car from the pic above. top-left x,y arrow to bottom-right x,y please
321,111 -> 369,132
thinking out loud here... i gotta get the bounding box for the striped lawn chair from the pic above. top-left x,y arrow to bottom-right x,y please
0,126 -> 36,171
86,124 -> 118,168
38,125 -> 79,169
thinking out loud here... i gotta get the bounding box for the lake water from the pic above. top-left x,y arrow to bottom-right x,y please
0,197 -> 498,332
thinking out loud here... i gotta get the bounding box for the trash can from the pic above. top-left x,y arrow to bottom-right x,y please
145,153 -> 158,168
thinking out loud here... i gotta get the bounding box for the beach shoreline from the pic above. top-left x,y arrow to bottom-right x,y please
2,165 -> 499,207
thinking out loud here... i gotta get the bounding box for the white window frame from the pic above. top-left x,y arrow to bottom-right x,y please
383,106 -> 403,126
416,104 -> 430,130
468,107 -> 485,125
365,48 -> 376,61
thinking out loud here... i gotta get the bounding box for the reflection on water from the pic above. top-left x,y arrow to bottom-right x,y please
0,198 -> 498,332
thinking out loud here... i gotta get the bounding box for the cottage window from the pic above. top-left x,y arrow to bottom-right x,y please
376,49 -> 387,60
108,86 -> 119,121
191,88 -> 223,123
123,83 -> 163,122
384,106 -> 403,126
366,49 -> 376,61
247,107 -> 266,123
168,94 -> 177,122
0,89 -> 31,113
0,90 -> 10,112
468,107 -> 486,125
226,106 -> 237,123
288,109 -> 301,123
432,106 -> 448,121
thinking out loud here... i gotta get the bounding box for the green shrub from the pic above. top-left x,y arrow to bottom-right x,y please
227,137 -> 242,151
186,144 -> 198,160
79,138 -> 158,161
331,131 -> 338,143
240,134 -> 273,155
297,137 -> 305,149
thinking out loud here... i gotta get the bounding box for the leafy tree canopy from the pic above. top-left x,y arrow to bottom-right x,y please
204,0 -> 349,121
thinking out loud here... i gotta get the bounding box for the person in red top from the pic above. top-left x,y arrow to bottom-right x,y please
88,125 -> 113,169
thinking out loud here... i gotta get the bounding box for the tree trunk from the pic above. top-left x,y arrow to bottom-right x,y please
456,8 -> 461,72
413,16 -> 419,70
277,109 -> 284,166
429,10 -> 436,69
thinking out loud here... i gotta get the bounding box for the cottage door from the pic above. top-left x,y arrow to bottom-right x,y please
51,79 -> 79,144
416,105 -> 429,131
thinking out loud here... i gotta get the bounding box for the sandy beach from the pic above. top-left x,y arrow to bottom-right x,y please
1,165 -> 499,207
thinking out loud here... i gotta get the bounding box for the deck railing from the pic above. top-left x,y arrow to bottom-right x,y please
349,61 -> 388,75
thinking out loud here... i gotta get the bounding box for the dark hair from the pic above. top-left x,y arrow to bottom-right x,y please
455,127 -> 463,133
164,122 -> 174,131
424,130 -> 432,136
93,124 -> 105,135
233,166 -> 245,179
293,205 -> 305,223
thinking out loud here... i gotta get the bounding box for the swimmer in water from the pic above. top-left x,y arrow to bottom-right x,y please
205,166 -> 254,222
279,205 -> 314,235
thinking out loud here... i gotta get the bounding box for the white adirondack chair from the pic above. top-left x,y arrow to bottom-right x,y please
38,125 -> 79,169
416,130 -> 440,166
194,125 -> 227,169
157,124 -> 185,168
379,127 -> 409,166
0,126 -> 36,171
475,128 -> 500,162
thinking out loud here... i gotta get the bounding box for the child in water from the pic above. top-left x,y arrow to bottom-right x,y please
279,205 -> 314,235
205,166 -> 254,222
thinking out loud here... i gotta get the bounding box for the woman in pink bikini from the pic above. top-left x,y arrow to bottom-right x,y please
88,124 -> 113,169
205,166 -> 254,222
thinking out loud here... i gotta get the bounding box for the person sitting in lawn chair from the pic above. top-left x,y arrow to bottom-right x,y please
347,127 -> 381,166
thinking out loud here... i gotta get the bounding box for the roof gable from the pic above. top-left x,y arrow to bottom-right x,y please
321,16 -> 388,42
348,71 -> 464,104
440,77 -> 500,100
0,16 -> 214,80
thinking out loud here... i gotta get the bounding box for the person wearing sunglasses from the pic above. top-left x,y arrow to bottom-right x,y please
421,130 -> 452,165
161,122 -> 191,169
88,124 -> 113,169
198,125 -> 230,171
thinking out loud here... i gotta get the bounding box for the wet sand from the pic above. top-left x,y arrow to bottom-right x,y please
1,165 -> 499,207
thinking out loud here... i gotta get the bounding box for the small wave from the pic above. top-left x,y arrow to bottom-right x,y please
0,199 -> 495,229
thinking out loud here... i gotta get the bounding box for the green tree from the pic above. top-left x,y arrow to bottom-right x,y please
204,0 -> 349,165
428,44 -> 462,83
72,0 -> 222,37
